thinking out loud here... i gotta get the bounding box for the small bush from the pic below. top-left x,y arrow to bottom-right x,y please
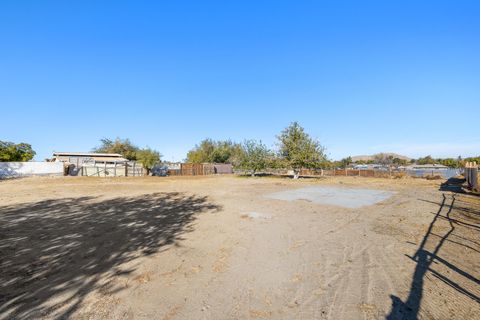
393,172 -> 408,179
425,174 -> 443,180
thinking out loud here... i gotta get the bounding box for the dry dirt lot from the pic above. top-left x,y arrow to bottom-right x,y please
0,175 -> 479,320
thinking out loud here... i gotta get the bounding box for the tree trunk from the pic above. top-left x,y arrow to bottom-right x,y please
251,169 -> 256,177
293,169 -> 300,179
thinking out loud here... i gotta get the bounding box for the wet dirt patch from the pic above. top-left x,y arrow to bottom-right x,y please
265,186 -> 394,208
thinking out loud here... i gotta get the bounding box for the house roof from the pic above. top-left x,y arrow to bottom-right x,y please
407,164 -> 449,169
53,152 -> 129,162
53,152 -> 124,157
82,156 -> 129,162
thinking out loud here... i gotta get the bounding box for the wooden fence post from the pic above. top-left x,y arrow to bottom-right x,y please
465,162 -> 469,185
472,162 -> 478,191
473,166 -> 478,191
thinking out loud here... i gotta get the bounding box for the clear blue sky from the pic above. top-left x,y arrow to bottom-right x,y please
1,1 -> 479,161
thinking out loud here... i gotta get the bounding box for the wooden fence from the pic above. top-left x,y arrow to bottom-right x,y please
464,162 -> 479,191
236,168 -> 454,179
167,163 -> 233,176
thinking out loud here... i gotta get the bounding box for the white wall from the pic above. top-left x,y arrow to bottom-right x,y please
0,162 -> 64,178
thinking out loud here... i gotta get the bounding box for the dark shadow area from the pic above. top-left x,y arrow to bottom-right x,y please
440,176 -> 480,197
387,194 -> 480,320
236,172 -> 275,178
0,163 -> 25,181
0,193 -> 221,319
440,176 -> 466,193
419,199 -> 480,231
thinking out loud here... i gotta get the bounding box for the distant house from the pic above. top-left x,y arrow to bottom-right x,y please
51,152 -> 145,177
353,164 -> 388,170
162,161 -> 182,170
353,164 -> 369,170
51,152 -> 129,166
351,153 -> 411,163
406,164 -> 449,170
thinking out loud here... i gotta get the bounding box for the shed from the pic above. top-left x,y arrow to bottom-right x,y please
52,152 -> 129,166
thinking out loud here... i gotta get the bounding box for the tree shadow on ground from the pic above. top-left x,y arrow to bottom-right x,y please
386,194 -> 480,320
0,192 -> 221,319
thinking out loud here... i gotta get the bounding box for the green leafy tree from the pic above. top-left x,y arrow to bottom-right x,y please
136,148 -> 162,175
277,122 -> 326,179
0,141 -> 36,162
340,156 -> 352,169
416,155 -> 436,165
239,140 -> 272,176
353,159 -> 375,165
186,139 -> 215,163
392,157 -> 408,166
92,138 -> 162,173
186,139 -> 243,165
464,156 -> 480,164
437,158 -> 459,168
211,140 -> 243,164
267,156 -> 288,169
93,138 -> 139,160
322,160 -> 336,169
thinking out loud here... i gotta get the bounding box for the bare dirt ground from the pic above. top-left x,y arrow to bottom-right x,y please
0,175 -> 479,320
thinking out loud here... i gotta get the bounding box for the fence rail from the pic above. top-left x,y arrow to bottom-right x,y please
69,161 -> 145,177
235,167 -> 461,179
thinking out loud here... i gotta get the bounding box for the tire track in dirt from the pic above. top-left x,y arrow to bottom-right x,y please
324,243 -> 355,319
322,240 -> 381,320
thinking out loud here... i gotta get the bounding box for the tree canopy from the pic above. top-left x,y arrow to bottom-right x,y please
136,148 -> 162,174
392,157 -> 408,166
277,122 -> 326,178
339,156 -> 352,168
238,140 -> 272,176
416,155 -> 436,165
186,139 -> 243,164
93,138 -> 139,160
0,141 -> 36,162
412,155 -> 480,168
92,138 -> 161,173
373,153 -> 394,166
